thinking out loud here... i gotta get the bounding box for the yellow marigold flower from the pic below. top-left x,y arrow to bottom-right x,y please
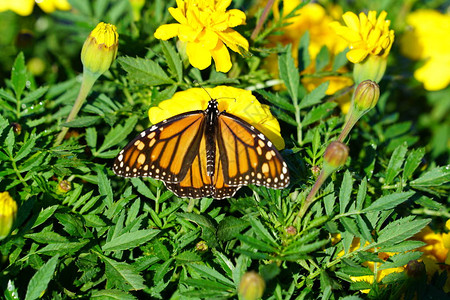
81,22 -> 119,76
0,192 -> 18,240
413,224 -> 450,292
330,11 -> 394,64
0,0 -> 71,16
400,10 -> 450,91
148,86 -> 285,149
331,10 -> 394,83
154,0 -> 249,73
265,2 -> 353,104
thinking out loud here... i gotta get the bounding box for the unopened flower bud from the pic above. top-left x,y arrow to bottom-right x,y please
353,80 -> 380,112
81,22 -> 119,76
57,180 -> 71,193
11,123 -> 22,135
323,141 -> 349,171
286,226 -> 297,236
0,192 -> 18,240
405,260 -> 425,279
195,241 -> 208,252
238,271 -> 265,300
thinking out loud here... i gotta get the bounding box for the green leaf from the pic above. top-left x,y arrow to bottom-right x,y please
61,116 -> 101,128
236,234 -> 278,252
315,46 -> 330,72
340,266 -> 373,276
217,216 -> 249,241
11,52 -> 26,99
332,49 -> 349,72
91,289 -> 137,300
278,44 -> 299,102
375,217 -> 430,248
102,229 -> 160,251
256,90 -> 295,112
403,148 -> 425,178
97,166 -> 113,208
339,170 -> 353,213
302,102 -> 337,127
4,280 -> 19,300
411,165 -> 450,187
97,115 -> 138,154
151,238 -> 170,261
187,263 -> 235,287
160,40 -> 183,82
118,56 -> 173,86
25,255 -> 59,300
86,127 -> 97,149
385,143 -> 408,185
32,205 -> 59,229
378,251 -> 422,270
37,241 -> 89,256
102,256 -> 146,291
379,240 -> 425,252
177,212 -> 217,247
340,217 -> 359,237
362,191 -> 415,212
248,216 -> 277,246
14,134 -> 36,162
355,178 -> 367,210
299,82 -> 329,109
21,86 -> 48,104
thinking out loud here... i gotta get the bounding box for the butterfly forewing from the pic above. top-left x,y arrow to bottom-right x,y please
113,111 -> 205,183
216,112 -> 290,189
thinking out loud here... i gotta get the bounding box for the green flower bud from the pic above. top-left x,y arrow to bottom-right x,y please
354,80 -> 380,112
81,22 -> 119,76
0,192 -> 18,240
353,55 -> 387,84
238,271 -> 265,300
323,141 -> 349,172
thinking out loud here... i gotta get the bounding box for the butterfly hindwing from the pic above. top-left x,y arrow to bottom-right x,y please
216,112 -> 290,189
113,111 -> 205,183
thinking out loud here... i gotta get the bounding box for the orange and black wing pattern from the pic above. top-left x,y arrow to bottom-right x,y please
215,112 -> 290,190
113,110 -> 205,184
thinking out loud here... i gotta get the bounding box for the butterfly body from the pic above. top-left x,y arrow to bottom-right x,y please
113,99 -> 289,199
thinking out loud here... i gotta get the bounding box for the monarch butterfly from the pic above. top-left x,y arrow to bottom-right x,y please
113,98 -> 290,199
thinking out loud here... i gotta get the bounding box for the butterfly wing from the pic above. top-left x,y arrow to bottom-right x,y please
113,111 -> 206,184
215,112 -> 290,189
164,130 -> 213,198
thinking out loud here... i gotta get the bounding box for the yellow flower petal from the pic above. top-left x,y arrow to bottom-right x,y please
37,0 -> 71,13
215,28 -> 249,54
342,12 -> 360,32
414,58 -> 450,91
0,0 -> 34,16
169,6 -> 187,25
347,48 -> 369,63
186,42 -> 212,70
211,41 -> 232,72
154,24 -> 182,40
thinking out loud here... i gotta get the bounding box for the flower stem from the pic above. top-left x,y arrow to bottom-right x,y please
337,111 -> 359,143
296,171 -> 326,222
54,71 -> 98,146
251,0 -> 275,40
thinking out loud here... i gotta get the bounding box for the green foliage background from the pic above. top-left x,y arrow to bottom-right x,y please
0,0 -> 449,299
